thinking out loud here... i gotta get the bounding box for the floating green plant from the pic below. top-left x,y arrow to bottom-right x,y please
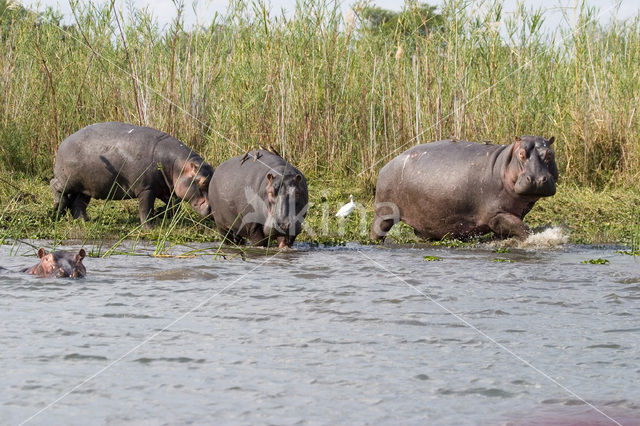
582,258 -> 610,265
616,250 -> 640,256
423,256 -> 442,262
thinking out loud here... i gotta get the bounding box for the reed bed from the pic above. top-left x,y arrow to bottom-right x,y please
0,0 -> 638,187
0,0 -> 639,250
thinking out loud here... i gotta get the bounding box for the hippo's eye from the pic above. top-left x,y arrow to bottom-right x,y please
198,177 -> 209,190
518,149 -> 527,162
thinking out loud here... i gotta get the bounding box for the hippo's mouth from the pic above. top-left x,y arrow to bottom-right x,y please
263,221 -> 297,248
276,236 -> 290,249
514,175 -> 556,197
192,199 -> 211,216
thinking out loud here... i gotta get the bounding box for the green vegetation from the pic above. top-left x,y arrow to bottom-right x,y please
360,1 -> 444,41
582,258 -> 610,265
423,255 -> 442,261
0,0 -> 639,250
493,258 -> 514,263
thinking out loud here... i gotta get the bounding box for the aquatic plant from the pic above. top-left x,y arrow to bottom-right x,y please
616,250 -> 640,256
582,258 -> 610,264
423,255 -> 442,261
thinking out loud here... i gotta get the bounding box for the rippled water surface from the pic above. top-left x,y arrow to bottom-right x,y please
1,240 -> 639,425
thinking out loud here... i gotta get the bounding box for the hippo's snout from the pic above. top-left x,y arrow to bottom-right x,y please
200,204 -> 212,217
515,173 -> 556,196
192,198 -> 211,217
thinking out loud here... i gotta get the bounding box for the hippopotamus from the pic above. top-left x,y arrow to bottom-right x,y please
23,248 -> 87,278
51,122 -> 214,226
371,136 -> 558,241
208,149 -> 308,248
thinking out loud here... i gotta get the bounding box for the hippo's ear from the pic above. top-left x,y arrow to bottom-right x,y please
548,136 -> 555,145
76,249 -> 86,261
266,173 -> 276,203
294,174 -> 302,185
511,139 -> 521,154
38,248 -> 46,259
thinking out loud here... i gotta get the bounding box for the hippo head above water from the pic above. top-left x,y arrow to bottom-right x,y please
26,248 -> 87,278
172,158 -> 214,217
263,170 -> 308,248
506,136 -> 558,197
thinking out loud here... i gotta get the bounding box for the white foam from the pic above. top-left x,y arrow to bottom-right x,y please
517,226 -> 569,249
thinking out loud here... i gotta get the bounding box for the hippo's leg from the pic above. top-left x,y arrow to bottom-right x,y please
70,194 -> 91,220
137,190 -> 156,227
53,193 -> 71,218
370,201 -> 401,242
157,197 -> 179,220
488,213 -> 531,239
247,229 -> 268,247
218,228 -> 244,246
51,178 -> 69,218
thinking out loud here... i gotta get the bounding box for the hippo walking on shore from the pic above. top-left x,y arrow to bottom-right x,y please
208,149 -> 308,248
23,248 -> 87,278
51,122 -> 214,226
371,136 -> 558,241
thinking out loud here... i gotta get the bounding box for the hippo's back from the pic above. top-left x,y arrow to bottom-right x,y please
377,140 -> 504,197
55,122 -> 171,165
52,122 -> 171,199
383,140 -> 502,175
209,150 -> 289,221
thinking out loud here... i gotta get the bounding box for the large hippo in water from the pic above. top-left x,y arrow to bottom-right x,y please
208,149 -> 308,248
23,248 -> 87,278
371,136 -> 558,241
51,122 -> 214,226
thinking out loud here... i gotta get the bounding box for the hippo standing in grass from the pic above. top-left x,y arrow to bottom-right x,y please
208,149 -> 308,248
23,248 -> 87,278
371,136 -> 558,241
51,122 -> 214,226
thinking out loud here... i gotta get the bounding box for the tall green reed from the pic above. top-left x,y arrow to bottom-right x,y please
0,0 -> 638,189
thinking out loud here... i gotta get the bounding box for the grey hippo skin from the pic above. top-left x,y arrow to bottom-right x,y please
208,149 -> 308,248
371,136 -> 558,241
51,122 -> 214,226
23,248 -> 87,278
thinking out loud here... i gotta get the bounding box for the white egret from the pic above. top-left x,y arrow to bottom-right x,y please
336,194 -> 356,218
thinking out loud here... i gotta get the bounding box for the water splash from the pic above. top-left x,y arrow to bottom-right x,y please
517,226 -> 569,249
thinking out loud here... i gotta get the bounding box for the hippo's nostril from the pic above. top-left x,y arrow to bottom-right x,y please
540,176 -> 548,183
525,176 -> 532,184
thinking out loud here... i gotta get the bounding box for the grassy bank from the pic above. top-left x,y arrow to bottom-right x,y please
0,0 -> 639,251
1,175 -> 638,253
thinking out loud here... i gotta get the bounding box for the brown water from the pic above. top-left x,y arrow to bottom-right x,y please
1,237 -> 639,425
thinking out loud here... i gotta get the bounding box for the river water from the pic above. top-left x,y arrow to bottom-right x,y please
1,234 -> 639,425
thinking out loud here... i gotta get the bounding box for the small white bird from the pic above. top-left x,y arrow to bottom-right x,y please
335,194 -> 356,218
